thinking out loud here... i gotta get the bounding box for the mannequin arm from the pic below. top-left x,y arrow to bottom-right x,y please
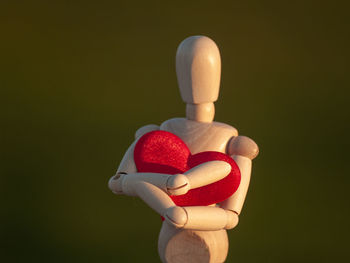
166,160 -> 231,195
220,135 -> 258,215
108,125 -> 160,194
171,206 -> 239,230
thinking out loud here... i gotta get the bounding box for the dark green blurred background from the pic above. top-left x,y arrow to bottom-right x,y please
1,0 -> 349,262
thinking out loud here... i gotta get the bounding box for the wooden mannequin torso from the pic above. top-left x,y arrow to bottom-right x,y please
158,118 -> 238,263
160,118 -> 238,154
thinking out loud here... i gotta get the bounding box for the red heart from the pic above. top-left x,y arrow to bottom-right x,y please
134,130 -> 241,206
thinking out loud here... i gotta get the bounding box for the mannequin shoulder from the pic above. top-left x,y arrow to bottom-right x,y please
160,118 -> 238,135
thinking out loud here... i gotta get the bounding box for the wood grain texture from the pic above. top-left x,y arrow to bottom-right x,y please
158,118 -> 238,262
158,222 -> 229,263
109,35 -> 259,263
160,118 -> 237,154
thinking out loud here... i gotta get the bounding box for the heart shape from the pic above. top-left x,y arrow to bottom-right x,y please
134,130 -> 241,206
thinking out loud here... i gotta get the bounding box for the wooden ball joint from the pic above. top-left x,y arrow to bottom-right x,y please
108,36 -> 259,263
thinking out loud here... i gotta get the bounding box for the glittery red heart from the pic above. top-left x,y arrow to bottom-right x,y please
134,130 -> 241,206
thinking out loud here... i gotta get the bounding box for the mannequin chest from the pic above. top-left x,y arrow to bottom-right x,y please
160,118 -> 238,154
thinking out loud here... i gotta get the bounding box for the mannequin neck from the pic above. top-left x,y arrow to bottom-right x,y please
186,103 -> 215,123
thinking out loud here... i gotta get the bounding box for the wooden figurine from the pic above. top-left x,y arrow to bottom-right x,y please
108,36 -> 259,263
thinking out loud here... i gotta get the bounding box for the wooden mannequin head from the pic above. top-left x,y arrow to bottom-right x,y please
176,36 -> 221,123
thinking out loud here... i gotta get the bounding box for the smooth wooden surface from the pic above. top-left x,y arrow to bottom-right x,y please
109,35 -> 259,263
119,172 -> 170,196
159,222 -> 229,263
108,156 -> 239,230
180,206 -> 238,231
135,124 -> 160,139
166,174 -> 190,196
176,36 -> 221,105
160,118 -> 237,154
158,117 -> 249,262
109,160 -> 231,196
114,140 -> 137,175
227,135 -> 259,160
167,160 -> 231,196
186,102 -> 215,123
219,135 -> 259,214
183,160 -> 231,190
219,155 -> 252,215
